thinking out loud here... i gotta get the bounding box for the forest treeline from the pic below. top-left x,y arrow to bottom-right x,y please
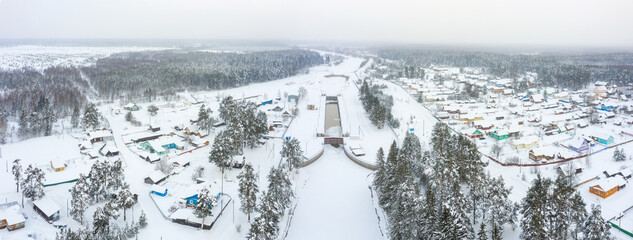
0,49 -> 323,141
375,49 -> 633,90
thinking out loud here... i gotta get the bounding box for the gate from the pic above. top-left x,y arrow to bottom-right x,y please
324,137 -> 344,145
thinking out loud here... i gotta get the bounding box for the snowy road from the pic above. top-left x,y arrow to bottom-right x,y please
285,146 -> 383,240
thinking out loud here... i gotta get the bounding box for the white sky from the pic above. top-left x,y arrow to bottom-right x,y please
1,0 -> 632,47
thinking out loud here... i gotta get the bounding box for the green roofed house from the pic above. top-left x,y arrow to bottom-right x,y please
591,133 -> 615,146
491,129 -> 509,140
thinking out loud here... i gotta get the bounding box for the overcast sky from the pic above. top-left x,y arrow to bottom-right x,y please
1,0 -> 632,48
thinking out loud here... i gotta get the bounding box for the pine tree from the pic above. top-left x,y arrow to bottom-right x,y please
253,191 -> 280,239
83,104 -> 100,129
71,105 -> 81,128
267,167 -> 293,215
138,211 -> 148,229
477,222 -> 487,240
520,175 -> 551,240
582,204 -> 612,240
209,130 -> 234,175
193,188 -> 215,229
281,138 -> 303,171
238,163 -> 259,222
93,207 -> 109,236
218,96 -> 238,122
197,104 -> 215,135
12,159 -> 23,193
71,174 -> 90,224
117,184 -> 136,221
484,176 -> 516,232
21,164 -> 46,201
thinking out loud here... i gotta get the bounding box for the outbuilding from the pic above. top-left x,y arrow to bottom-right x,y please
50,159 -> 66,172
145,171 -> 168,185
33,197 -> 61,223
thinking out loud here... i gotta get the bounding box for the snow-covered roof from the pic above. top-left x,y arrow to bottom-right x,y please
530,146 -> 556,157
4,206 -> 25,225
512,136 -> 538,145
621,169 -> 632,177
593,175 -> 626,191
51,159 -> 66,169
100,143 -> 119,154
87,130 -> 112,140
172,157 -> 190,166
146,171 -> 168,184
33,197 -> 61,217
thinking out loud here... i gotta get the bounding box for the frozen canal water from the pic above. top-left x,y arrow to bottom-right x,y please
285,145 -> 383,240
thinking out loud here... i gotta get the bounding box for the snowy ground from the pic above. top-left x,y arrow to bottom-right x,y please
285,145 -> 383,240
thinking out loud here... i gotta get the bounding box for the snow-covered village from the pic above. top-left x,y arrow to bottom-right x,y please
1,1 -> 633,240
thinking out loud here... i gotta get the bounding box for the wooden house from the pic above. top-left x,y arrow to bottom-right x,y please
33,198 -> 61,223
99,143 -> 120,157
474,121 -> 494,130
590,133 -> 614,145
87,130 -> 113,144
530,94 -> 544,103
511,136 -> 538,149
124,103 -> 140,111
50,159 -> 66,172
529,147 -> 556,161
464,128 -> 484,139
558,162 -> 582,176
568,138 -> 590,152
145,171 -> 168,185
590,176 -> 626,198
1,204 -> 25,231
491,129 -> 509,140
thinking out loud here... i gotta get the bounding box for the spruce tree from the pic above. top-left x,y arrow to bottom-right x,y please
138,211 -> 147,229
582,204 -> 612,240
238,163 -> 259,222
491,222 -> 502,240
372,147 -> 386,193
477,222 -> 487,240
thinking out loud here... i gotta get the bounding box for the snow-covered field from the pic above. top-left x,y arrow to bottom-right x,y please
0,45 -> 170,70
285,146 -> 383,240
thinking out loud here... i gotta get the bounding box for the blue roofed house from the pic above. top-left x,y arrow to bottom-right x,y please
568,138 -> 590,152
181,184 -> 219,208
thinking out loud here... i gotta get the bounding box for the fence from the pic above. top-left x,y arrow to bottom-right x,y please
299,146 -> 325,168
